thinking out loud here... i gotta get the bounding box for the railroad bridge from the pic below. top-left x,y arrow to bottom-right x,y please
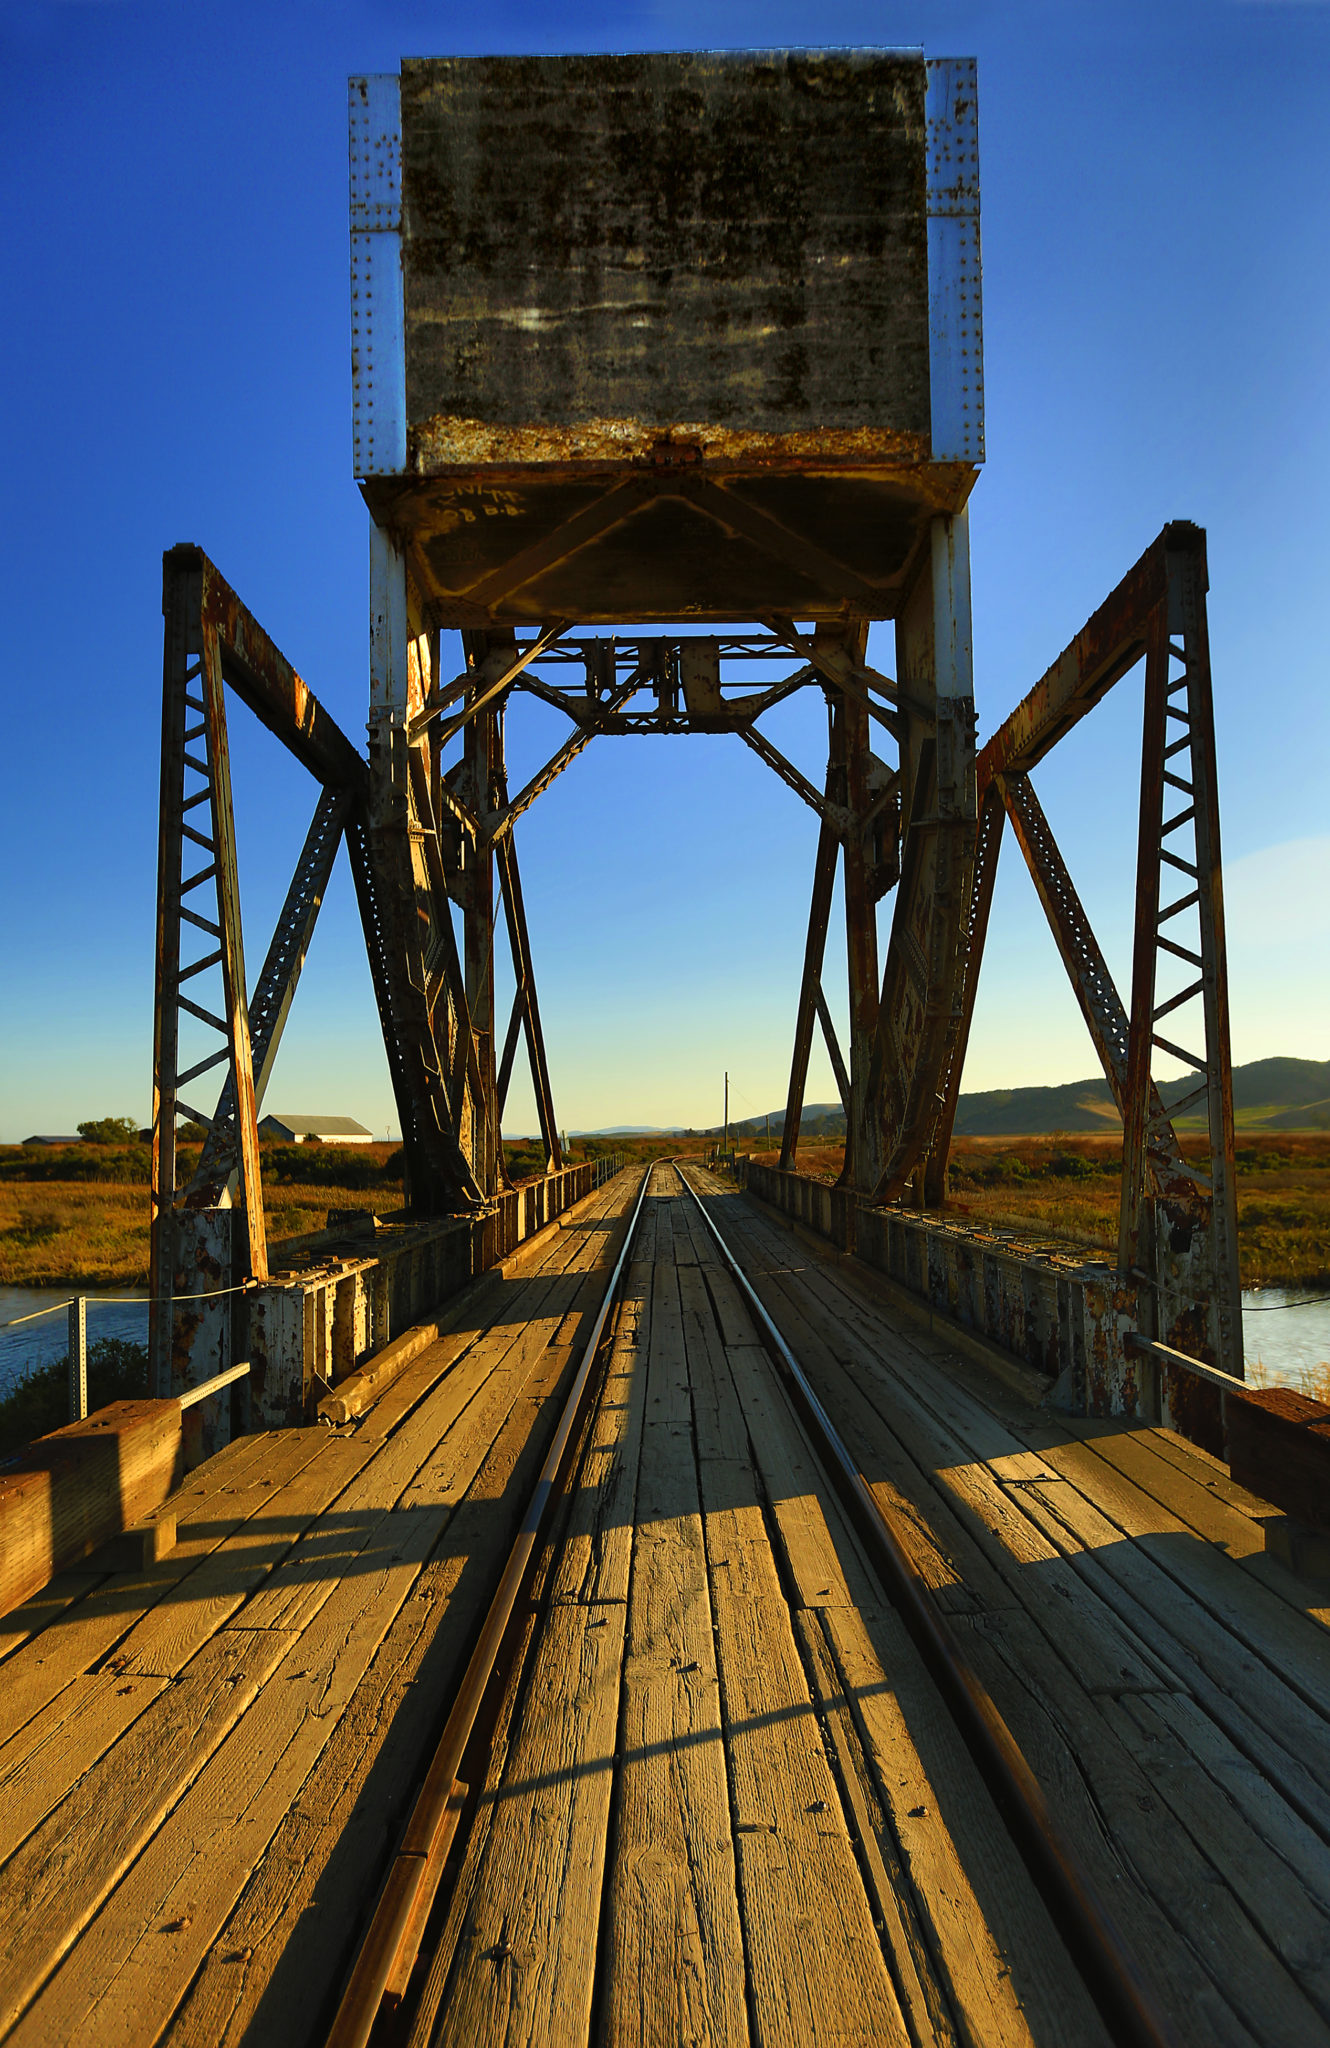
3,50 -> 1330,2048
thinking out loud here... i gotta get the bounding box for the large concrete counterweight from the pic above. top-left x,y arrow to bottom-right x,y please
350,50 -> 983,624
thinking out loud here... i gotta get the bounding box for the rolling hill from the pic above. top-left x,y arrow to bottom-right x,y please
721,1059 -> 1330,1141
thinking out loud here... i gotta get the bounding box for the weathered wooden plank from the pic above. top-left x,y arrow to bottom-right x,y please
0,1571 -> 105,1667
0,1427 -> 327,1748
792,1609 -> 962,2048
672,1231 -> 909,2042
424,1219 -> 654,2042
0,1669 -> 172,1866
692,1252 -> 1101,2047
427,1600 -> 626,2044
112,1433 -> 373,1677
162,1173 -> 645,2045
723,1221 -> 1172,1697
954,1605 -> 1314,2047
0,1400 -> 183,1621
349,1175 -> 625,1447
706,1577 -> 910,2045
1056,1418 -> 1330,1633
1001,1468 -> 1330,1845
0,1629 -> 297,2038
6,1503 -> 453,2048
600,1234 -> 749,2048
702,1191 -> 1292,2043
1099,1689 -> 1330,2026
1114,1686 -> 1330,1916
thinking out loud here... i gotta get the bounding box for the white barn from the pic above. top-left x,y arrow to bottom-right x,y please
259,1115 -> 375,1145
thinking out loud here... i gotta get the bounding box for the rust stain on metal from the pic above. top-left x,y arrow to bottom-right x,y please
411,416 -> 936,474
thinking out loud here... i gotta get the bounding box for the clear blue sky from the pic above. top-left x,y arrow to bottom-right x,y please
1,0 -> 1326,1142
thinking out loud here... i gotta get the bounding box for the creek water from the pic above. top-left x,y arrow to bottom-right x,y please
0,1285 -> 149,1401
1241,1287 -> 1330,1392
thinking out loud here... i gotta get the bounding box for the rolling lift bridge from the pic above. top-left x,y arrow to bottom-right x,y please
4,49 -> 1330,2048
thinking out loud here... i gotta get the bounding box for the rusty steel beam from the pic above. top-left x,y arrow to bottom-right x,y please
460,638 -> 503,1195
1120,531 -> 1241,1375
487,686 -> 633,844
829,624 -> 883,1195
412,617 -> 568,746
495,805 -> 562,1172
344,807 -> 430,1205
187,786 -> 351,1208
197,623 -> 267,1284
922,778 -> 1004,1204
766,613 -> 911,735
976,527 -> 1184,791
814,986 -> 852,1115
736,721 -> 850,831
996,770 -> 1198,1205
152,550 -> 375,1409
365,528 -> 489,1212
495,987 -> 524,1123
780,794 -> 840,1171
162,545 -> 368,795
150,554 -> 196,1392
868,512 -> 978,1203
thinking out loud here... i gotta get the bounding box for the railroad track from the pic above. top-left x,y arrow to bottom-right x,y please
326,1161 -> 1173,2048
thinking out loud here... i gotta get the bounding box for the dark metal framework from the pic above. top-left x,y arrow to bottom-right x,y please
366,496 -> 980,1229
151,520 -> 1240,1408
925,523 -> 1242,1374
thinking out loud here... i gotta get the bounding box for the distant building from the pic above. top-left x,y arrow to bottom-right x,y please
258,1114 -> 375,1145
22,1134 -> 83,1147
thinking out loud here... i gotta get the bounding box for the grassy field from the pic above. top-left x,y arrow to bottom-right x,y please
0,1132 -> 693,1288
7,1128 -> 1323,1290
756,1132 -> 1330,1289
0,1142 -> 408,1287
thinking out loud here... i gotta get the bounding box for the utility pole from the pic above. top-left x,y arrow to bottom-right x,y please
723,1071 -> 729,1157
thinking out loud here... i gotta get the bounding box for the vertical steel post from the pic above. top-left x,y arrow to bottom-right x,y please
463,677 -> 500,1197
826,624 -> 880,1195
199,622 -> 268,1285
68,1297 -> 87,1423
1180,543 -> 1242,1372
780,773 -> 839,1171
495,813 -> 562,1171
1121,528 -> 1242,1374
871,508 -> 977,1203
150,551 -> 196,1393
1120,607 -> 1170,1278
923,781 -> 1004,1204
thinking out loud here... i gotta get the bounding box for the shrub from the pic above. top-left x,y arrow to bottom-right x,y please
77,1118 -> 141,1146
0,1337 -> 150,1458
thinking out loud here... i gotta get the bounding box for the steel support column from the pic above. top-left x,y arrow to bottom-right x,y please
922,779 -> 1004,1204
869,509 -> 978,1202
1122,533 -> 1241,1374
780,790 -> 839,1170
459,637 -> 503,1197
151,553 -> 267,1419
826,622 -> 882,1194
367,524 -> 486,1211
494,798 -> 563,1172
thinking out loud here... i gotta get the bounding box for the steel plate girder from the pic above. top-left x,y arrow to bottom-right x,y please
976,526 -> 1187,790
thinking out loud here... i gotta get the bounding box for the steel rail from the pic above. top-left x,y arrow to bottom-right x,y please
677,1164 -> 1178,2048
323,1162 -> 654,2048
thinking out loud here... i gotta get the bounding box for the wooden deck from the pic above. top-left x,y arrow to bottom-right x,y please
3,1165 -> 1330,2045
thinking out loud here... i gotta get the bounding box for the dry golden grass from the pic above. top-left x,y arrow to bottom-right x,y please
0,1171 -> 406,1287
764,1133 -> 1330,1288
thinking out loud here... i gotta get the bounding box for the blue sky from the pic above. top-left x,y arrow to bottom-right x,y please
1,0 -> 1326,1142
